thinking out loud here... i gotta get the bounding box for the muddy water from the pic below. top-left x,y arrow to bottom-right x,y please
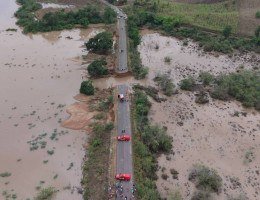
138,31 -> 259,85
0,1 -> 103,199
137,31 -> 260,199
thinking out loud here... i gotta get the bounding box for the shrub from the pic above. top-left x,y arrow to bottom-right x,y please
35,187 -> 56,200
222,25 -> 232,38
189,164 -> 222,193
87,59 -> 108,77
164,56 -> 171,63
154,74 -> 176,96
130,48 -> 148,79
86,31 -> 113,54
142,125 -> 172,153
199,72 -> 214,85
256,11 -> 260,19
0,172 -> 11,177
161,173 -> 168,180
255,26 -> 260,37
103,7 -> 116,24
191,190 -> 212,200
80,80 -> 94,95
195,91 -> 209,104
180,76 -> 195,91
211,71 -> 260,109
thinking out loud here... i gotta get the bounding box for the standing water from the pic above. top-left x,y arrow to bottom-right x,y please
0,1 -> 102,199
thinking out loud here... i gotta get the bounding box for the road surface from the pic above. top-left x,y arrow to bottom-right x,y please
99,1 -> 133,199
116,85 -> 134,199
100,0 -> 128,72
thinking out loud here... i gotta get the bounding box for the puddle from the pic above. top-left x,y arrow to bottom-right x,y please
0,1 -> 104,199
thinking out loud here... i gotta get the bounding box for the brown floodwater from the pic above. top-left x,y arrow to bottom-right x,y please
137,31 -> 260,199
0,1 -> 103,199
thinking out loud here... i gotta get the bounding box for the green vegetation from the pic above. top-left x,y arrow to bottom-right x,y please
103,7 -> 117,24
133,89 -> 172,199
180,76 -> 196,91
129,48 -> 148,79
222,25 -> 232,38
85,31 -> 113,54
256,11 -> 260,19
154,74 -> 176,96
125,0 -> 260,54
146,0 -> 239,32
82,122 -> 113,199
0,172 -> 11,178
15,0 -> 116,33
199,71 -> 214,86
127,14 -> 148,79
80,80 -> 94,95
98,95 -> 113,111
35,187 -> 56,200
87,59 -> 108,77
189,164 -> 222,193
211,71 -> 260,109
191,190 -> 212,200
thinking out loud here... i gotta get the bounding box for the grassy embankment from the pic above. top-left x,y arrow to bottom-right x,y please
132,88 -> 173,199
81,90 -> 114,200
125,0 -> 260,54
15,0 -> 116,33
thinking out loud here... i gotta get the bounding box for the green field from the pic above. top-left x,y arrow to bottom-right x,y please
154,0 -> 239,32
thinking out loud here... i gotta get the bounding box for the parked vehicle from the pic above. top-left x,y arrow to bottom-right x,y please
115,173 -> 131,181
117,135 -> 131,141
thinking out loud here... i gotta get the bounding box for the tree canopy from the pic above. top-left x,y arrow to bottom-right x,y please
87,59 -> 108,77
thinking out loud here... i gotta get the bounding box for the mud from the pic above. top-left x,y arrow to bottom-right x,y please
0,1 -> 104,199
138,32 -> 260,199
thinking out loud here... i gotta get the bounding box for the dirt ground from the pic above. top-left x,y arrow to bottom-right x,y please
138,31 -> 260,200
238,0 -> 260,36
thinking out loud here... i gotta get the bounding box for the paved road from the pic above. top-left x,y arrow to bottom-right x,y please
100,0 -> 128,72
116,85 -> 134,199
99,1 -> 133,199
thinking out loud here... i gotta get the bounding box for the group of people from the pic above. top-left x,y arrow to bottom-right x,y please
108,182 -> 136,200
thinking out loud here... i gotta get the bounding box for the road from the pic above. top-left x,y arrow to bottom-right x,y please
100,1 -> 133,199
116,85 -> 134,199
100,0 -> 128,72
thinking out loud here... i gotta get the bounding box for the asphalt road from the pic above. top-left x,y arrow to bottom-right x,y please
99,1 -> 133,199
100,0 -> 128,72
116,85 -> 134,199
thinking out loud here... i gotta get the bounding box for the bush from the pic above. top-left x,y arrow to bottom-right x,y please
189,164 -> 222,193
199,71 -> 214,85
195,91 -> 209,104
130,48 -> 148,79
80,80 -> 94,95
191,190 -> 212,200
255,26 -> 260,37
211,71 -> 260,109
222,25 -> 232,38
87,59 -> 108,77
86,31 -> 113,54
256,11 -> 260,19
35,187 -> 56,200
180,76 -> 195,91
161,173 -> 168,180
142,125 -> 172,153
164,56 -> 171,63
154,74 -> 176,96
103,7 -> 116,24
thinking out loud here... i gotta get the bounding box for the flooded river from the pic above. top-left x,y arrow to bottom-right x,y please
0,1 -> 103,199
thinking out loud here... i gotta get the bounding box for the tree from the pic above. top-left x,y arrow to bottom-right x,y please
103,7 -> 116,24
85,31 -> 113,54
87,59 -> 108,77
222,26 -> 232,38
80,80 -> 94,95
